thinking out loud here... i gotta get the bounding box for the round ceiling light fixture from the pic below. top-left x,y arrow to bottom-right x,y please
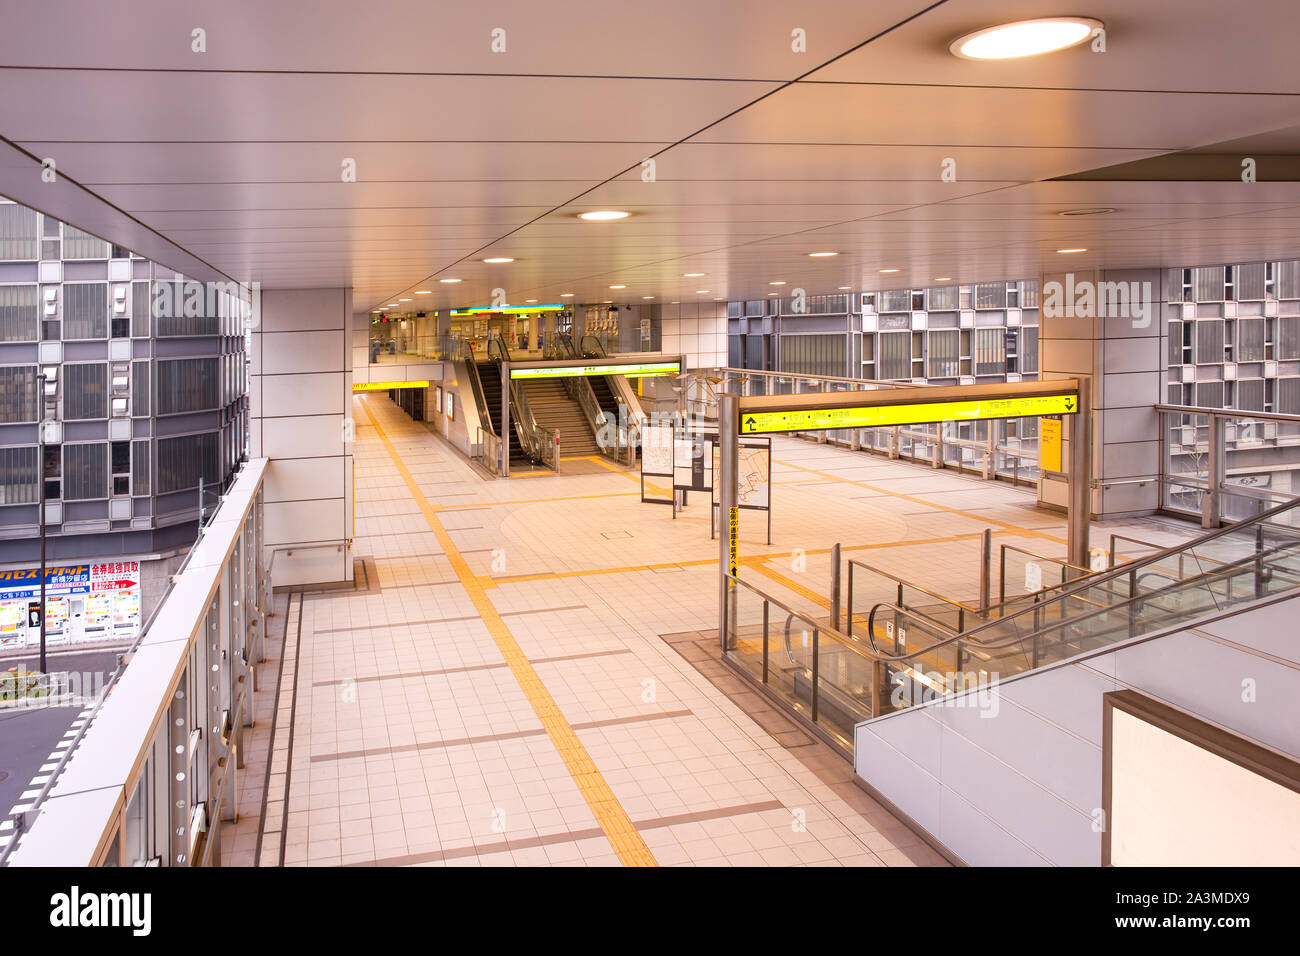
1058,207 -> 1117,217
482,257 -> 515,263
950,17 -> 1102,60
578,210 -> 630,221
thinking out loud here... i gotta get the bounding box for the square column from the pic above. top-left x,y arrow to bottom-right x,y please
250,288 -> 354,587
1038,267 -> 1166,520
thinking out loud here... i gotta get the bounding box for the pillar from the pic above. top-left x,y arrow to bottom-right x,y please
250,288 -> 354,587
1038,267 -> 1166,521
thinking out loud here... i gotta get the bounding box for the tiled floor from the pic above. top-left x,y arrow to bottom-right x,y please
220,394 -> 1199,867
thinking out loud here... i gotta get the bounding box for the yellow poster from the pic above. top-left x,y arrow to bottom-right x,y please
1041,417 -> 1063,472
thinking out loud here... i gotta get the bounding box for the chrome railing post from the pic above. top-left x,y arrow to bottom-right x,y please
762,600 -> 769,684
830,542 -> 842,631
811,629 -> 820,722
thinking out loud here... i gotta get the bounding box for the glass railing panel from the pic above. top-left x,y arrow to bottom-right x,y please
723,580 -> 770,685
811,641 -> 876,747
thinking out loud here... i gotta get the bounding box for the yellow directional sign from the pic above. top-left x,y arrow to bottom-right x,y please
352,380 -> 430,392
510,361 -> 679,380
739,392 -> 1078,434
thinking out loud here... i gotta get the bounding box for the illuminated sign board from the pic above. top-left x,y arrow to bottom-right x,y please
510,361 -> 680,380
451,304 -> 565,316
352,380 -> 430,392
740,393 -> 1078,434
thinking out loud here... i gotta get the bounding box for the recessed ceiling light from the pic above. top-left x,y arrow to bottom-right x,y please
482,257 -> 515,263
439,278 -> 462,283
879,268 -> 900,274
935,277 -> 953,282
683,272 -> 706,277
372,309 -> 383,313
642,296 -> 654,299
695,290 -> 710,294
768,293 -> 777,296
525,299 -> 537,303
399,298 -> 412,301
579,210 -> 630,221
560,293 -> 574,297
415,290 -> 432,294
809,251 -> 838,257
1057,247 -> 1088,254
1058,207 -> 1116,217
950,17 -> 1102,60
387,303 -> 399,307
602,300 -> 612,304
838,286 -> 851,290
769,280 -> 786,286
609,284 -> 626,289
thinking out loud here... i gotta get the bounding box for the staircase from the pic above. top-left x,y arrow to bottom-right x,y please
523,379 -> 600,456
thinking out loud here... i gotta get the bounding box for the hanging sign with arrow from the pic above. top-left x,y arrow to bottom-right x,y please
739,392 -> 1079,434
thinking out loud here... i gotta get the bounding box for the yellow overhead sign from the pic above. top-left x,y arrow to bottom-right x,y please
739,392 -> 1079,434
352,380 -> 430,392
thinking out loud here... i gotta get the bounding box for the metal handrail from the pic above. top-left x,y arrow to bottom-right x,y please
1156,404 -> 1300,426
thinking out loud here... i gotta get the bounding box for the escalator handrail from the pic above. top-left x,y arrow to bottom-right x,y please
861,536 -> 1300,667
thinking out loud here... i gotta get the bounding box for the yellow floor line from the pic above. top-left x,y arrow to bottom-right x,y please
358,397 -> 657,867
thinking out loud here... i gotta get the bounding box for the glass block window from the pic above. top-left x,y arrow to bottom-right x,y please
63,442 -> 108,500
0,366 -> 39,422
0,203 -> 39,260
63,363 -> 108,419
63,282 -> 108,339
0,285 -> 38,341
0,446 -> 39,504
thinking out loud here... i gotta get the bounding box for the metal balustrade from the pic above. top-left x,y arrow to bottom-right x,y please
2,458 -> 270,867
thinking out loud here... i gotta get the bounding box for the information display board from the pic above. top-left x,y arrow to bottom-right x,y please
639,419 -> 675,505
711,436 -> 772,544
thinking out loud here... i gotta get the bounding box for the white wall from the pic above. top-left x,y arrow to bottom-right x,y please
854,593 -> 1300,865
660,301 -> 727,370
251,289 -> 353,587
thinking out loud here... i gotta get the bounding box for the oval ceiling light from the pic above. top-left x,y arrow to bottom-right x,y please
579,210 -> 630,221
525,299 -> 538,303
769,280 -> 786,286
1057,247 -> 1088,254
950,17 -> 1102,60
838,286 -> 851,290
683,272 -> 706,277
879,268 -> 900,274
1058,207 -> 1116,217
609,284 -> 627,289
935,277 -> 953,282
439,278 -> 462,283
694,289 -> 710,294
399,298 -> 413,301
560,292 -> 574,297
808,251 -> 838,257
415,290 -> 432,295
642,295 -> 654,300
482,257 -> 515,264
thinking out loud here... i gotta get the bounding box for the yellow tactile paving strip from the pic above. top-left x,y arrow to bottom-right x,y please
359,397 -> 658,868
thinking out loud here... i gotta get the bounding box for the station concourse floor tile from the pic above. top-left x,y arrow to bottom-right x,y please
220,394 -> 1201,867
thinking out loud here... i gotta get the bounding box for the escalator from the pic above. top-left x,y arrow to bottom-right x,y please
475,360 -> 532,467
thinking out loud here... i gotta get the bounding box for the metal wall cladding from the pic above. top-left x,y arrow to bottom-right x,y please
779,333 -> 845,376
1278,377 -> 1300,415
1235,378 -> 1265,412
0,284 -> 38,342
1237,317 -> 1266,362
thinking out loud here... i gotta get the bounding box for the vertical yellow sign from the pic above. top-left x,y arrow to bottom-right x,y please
1041,417 -> 1063,472
728,506 -> 738,576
